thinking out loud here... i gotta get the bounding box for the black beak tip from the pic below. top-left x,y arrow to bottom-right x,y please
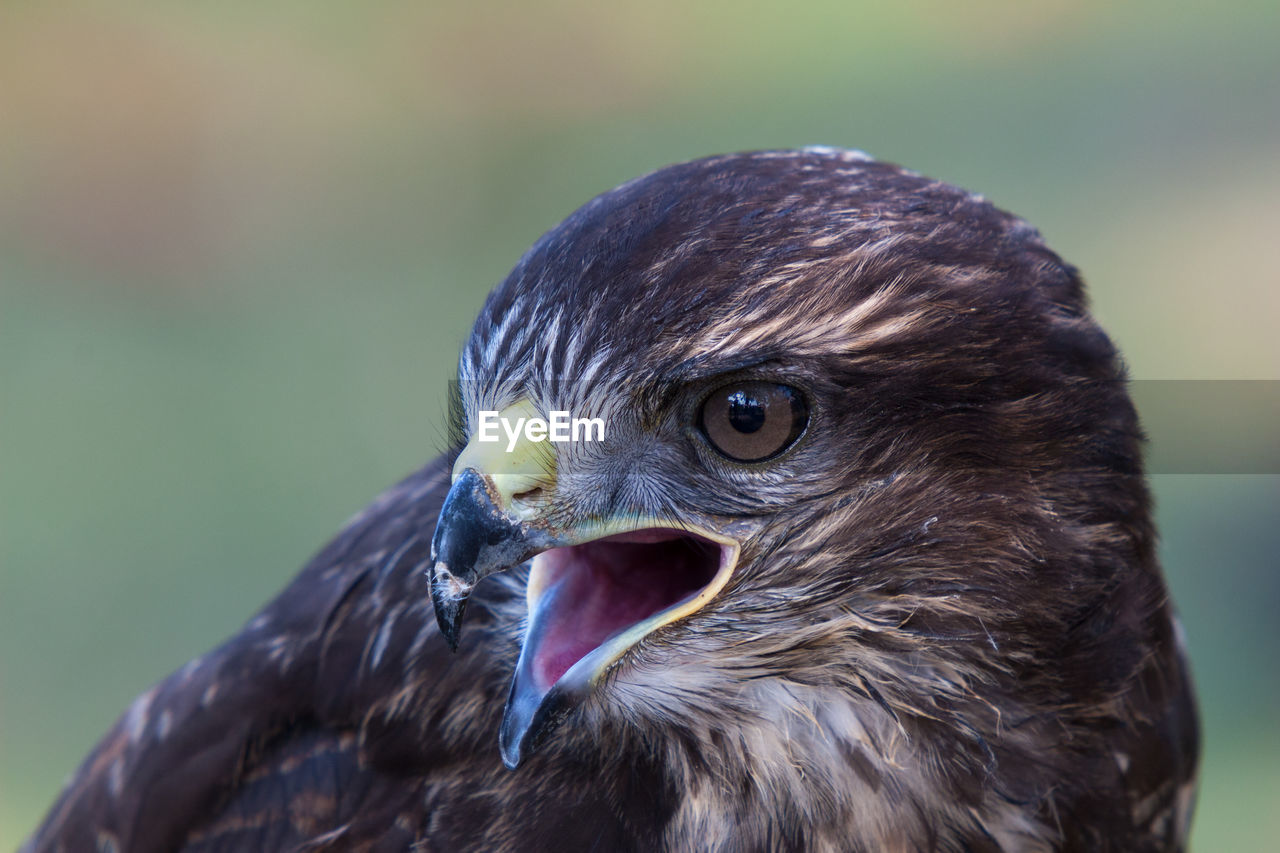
430,576 -> 465,652
500,739 -> 524,770
499,679 -> 574,771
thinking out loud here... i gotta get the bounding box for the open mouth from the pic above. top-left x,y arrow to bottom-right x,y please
523,528 -> 735,693
429,462 -> 745,767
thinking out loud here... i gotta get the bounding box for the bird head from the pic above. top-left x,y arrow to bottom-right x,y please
429,148 -> 1151,777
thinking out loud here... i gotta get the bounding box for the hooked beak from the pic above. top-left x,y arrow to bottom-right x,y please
430,400 -> 739,769
429,467 -> 553,650
430,400 -> 558,650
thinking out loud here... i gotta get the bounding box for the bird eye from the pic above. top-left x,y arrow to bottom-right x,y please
698,382 -> 809,462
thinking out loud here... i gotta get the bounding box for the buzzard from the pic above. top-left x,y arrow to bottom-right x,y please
26,148 -> 1199,852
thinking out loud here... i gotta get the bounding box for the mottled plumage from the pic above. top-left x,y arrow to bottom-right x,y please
27,148 -> 1198,852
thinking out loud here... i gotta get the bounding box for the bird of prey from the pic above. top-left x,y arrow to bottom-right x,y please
26,148 -> 1199,852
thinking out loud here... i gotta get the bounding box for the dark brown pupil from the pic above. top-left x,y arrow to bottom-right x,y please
726,391 -> 767,434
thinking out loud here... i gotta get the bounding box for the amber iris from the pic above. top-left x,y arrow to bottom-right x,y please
699,382 -> 808,462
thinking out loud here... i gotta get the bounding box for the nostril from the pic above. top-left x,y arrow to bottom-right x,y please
512,486 -> 546,506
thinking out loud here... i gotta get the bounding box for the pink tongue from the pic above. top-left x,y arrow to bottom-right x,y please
529,535 -> 715,691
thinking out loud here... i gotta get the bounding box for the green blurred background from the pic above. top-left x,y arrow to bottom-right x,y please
2,1 -> 1277,847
